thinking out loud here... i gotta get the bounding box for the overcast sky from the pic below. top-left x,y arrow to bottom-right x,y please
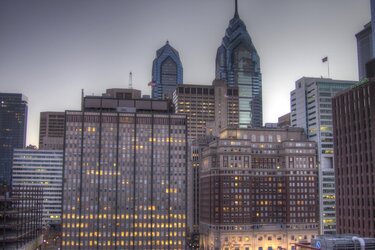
0,0 -> 371,146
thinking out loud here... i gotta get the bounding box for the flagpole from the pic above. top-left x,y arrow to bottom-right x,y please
322,56 -> 329,78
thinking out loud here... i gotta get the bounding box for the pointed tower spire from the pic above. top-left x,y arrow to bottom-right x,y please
234,0 -> 239,18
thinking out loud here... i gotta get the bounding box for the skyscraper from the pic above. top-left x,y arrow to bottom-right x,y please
173,79 -> 239,140
199,127 -> 319,250
39,112 -> 65,150
0,93 -> 28,185
356,22 -> 372,80
62,90 -> 187,249
333,79 -> 375,237
290,77 -> 357,235
216,0 -> 262,128
152,41 -> 183,100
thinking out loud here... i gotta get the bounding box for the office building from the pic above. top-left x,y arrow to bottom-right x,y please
12,148 -> 63,226
356,22 -> 373,80
200,128 -> 319,250
173,79 -> 239,140
216,0 -> 262,128
187,135 -> 216,235
62,91 -> 188,249
39,112 -> 65,150
278,113 -> 291,128
333,79 -> 375,237
290,77 -> 356,235
0,186 -> 43,250
0,93 -> 28,185
152,41 -> 183,100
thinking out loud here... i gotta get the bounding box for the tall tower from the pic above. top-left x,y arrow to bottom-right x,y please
216,0 -> 262,128
0,93 -> 28,185
39,112 -> 65,150
333,79 -> 375,237
152,41 -> 183,100
356,22 -> 372,80
290,77 -> 357,235
62,91 -> 188,249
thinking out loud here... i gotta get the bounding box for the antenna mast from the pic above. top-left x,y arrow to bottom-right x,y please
129,71 -> 133,89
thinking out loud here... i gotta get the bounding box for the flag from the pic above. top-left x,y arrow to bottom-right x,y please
322,57 -> 328,63
148,81 -> 156,87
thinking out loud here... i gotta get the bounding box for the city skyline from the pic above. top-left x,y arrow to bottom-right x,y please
0,0 -> 370,146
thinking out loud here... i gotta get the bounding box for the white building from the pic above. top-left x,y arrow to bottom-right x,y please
12,148 -> 63,226
290,77 -> 356,235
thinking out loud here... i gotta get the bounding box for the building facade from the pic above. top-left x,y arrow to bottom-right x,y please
62,95 -> 188,249
152,41 -> 183,100
290,77 -> 356,235
278,113 -> 291,128
0,93 -> 28,185
216,1 -> 262,128
199,128 -> 319,250
12,149 -> 63,226
187,136 -> 216,235
39,112 -> 65,150
0,186 -> 43,250
173,79 -> 239,140
356,22 -> 373,81
333,79 -> 375,237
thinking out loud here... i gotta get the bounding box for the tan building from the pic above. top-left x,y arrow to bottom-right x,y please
199,128 -> 319,250
39,112 -> 65,150
278,113 -> 291,128
173,79 -> 239,140
62,91 -> 188,249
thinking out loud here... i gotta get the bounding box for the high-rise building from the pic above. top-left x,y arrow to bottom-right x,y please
187,135 -> 216,236
356,22 -> 373,80
216,0 -> 262,128
173,79 -> 239,140
152,41 -> 183,100
39,112 -> 65,150
199,128 -> 319,250
12,148 -> 63,226
62,91 -> 188,249
332,79 -> 375,237
0,93 -> 28,185
290,77 -> 357,235
278,113 -> 291,128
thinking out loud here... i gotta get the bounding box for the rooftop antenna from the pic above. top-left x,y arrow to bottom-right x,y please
234,0 -> 239,18
129,71 -> 133,89
81,89 -> 84,110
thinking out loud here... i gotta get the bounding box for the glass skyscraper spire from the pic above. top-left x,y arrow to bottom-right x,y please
216,0 -> 262,128
152,41 -> 183,100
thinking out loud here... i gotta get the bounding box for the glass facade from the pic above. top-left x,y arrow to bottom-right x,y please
152,41 -> 183,100
216,7 -> 262,128
62,111 -> 187,249
0,93 -> 28,185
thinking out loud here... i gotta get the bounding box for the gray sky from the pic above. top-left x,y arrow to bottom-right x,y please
0,0 -> 371,146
